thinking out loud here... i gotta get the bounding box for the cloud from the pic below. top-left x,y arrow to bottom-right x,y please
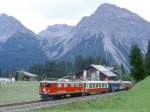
0,0 -> 149,33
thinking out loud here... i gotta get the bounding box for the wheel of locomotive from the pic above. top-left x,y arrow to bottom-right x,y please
41,94 -> 53,101
61,95 -> 66,99
70,93 -> 76,97
56,95 -> 64,99
76,93 -> 82,96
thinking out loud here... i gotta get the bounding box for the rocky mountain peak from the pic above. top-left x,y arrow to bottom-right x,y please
0,13 -> 8,17
94,3 -> 146,21
39,24 -> 74,40
0,13 -> 34,43
39,3 -> 150,70
47,24 -> 73,31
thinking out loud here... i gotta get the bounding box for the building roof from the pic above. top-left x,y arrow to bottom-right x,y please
88,64 -> 117,77
23,71 -> 37,77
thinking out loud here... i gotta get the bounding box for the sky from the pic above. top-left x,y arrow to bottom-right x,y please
0,0 -> 149,33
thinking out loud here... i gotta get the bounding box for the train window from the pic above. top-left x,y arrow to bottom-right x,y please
79,84 -> 82,87
104,84 -> 106,88
96,84 -> 98,88
71,84 -> 74,87
105,84 -> 107,88
89,84 -> 91,88
106,84 -> 108,88
64,83 -> 67,87
101,84 -> 104,88
103,84 -> 105,88
46,83 -> 51,88
86,84 -> 88,88
88,84 -> 89,88
100,84 -> 102,88
76,83 -> 79,87
99,84 -> 101,88
98,84 -> 100,88
94,84 -> 96,88
93,84 -> 95,88
90,84 -> 92,88
58,83 -> 61,88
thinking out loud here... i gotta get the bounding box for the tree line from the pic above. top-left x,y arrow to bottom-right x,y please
29,56 -> 107,80
129,40 -> 150,82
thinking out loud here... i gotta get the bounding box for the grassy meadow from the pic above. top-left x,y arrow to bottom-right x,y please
0,81 -> 40,105
24,76 -> 150,112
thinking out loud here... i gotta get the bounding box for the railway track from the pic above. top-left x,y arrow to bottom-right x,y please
0,101 -> 41,108
0,93 -> 114,112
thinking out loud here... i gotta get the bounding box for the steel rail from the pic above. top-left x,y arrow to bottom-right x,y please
0,93 -> 114,112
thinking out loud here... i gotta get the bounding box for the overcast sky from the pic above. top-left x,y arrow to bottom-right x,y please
0,0 -> 149,33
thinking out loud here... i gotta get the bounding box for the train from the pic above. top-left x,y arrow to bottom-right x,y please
39,80 -> 132,100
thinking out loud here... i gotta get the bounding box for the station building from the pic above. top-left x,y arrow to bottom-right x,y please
76,64 -> 118,81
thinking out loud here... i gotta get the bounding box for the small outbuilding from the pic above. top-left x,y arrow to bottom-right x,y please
16,71 -> 37,81
23,71 -> 37,81
76,64 -> 118,81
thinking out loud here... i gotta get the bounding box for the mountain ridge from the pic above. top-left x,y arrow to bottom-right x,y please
0,13 -> 35,43
0,14 -> 48,71
39,3 -> 150,69
0,3 -> 150,71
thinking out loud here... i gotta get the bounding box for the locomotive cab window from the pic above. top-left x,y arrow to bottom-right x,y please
45,83 -> 50,87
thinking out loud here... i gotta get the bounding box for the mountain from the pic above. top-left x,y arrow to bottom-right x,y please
38,24 -> 74,58
0,32 -> 48,71
0,13 -> 35,43
39,24 -> 74,39
0,14 -> 48,71
39,3 -> 150,69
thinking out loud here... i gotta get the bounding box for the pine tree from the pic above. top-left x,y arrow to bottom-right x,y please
74,55 -> 83,73
129,44 -> 145,82
0,68 -> 2,77
121,64 -> 125,75
145,40 -> 150,76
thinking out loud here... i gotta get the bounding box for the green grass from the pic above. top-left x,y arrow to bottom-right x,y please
24,76 -> 150,112
0,81 -> 40,105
